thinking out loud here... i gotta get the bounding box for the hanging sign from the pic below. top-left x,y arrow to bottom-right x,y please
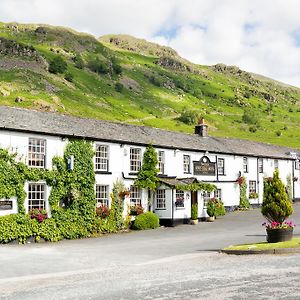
193,156 -> 216,176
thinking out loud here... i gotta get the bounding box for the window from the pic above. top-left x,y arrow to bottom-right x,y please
202,191 -> 211,208
96,185 -> 109,206
217,158 -> 225,175
158,151 -> 165,174
156,189 -> 166,209
183,155 -> 191,173
243,157 -> 248,173
274,159 -> 279,169
28,138 -> 46,168
175,190 -> 185,208
214,189 -> 222,201
95,145 -> 109,171
249,181 -> 257,193
28,183 -> 45,210
130,186 -> 141,206
130,148 -> 141,172
295,160 -> 300,170
258,158 -> 263,173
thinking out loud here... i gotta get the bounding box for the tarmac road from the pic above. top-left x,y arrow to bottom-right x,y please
0,205 -> 300,299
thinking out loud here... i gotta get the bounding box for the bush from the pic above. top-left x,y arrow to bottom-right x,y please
133,212 -> 159,230
213,198 -> 226,216
73,53 -> 84,69
48,56 -> 68,74
242,108 -> 260,125
191,203 -> 198,220
206,200 -> 216,217
115,82 -> 124,93
262,169 -> 293,224
64,72 -> 74,82
87,58 -> 109,74
177,110 -> 198,125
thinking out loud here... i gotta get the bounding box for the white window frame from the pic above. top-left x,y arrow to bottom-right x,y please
95,145 -> 109,172
274,159 -> 279,169
175,190 -> 185,209
217,158 -> 225,175
28,182 -> 46,211
183,155 -> 191,174
258,158 -> 263,173
249,181 -> 257,193
156,189 -> 166,209
295,160 -> 300,170
243,157 -> 248,173
130,148 -> 141,173
202,191 -> 211,208
214,189 -> 222,201
96,185 -> 109,207
28,138 -> 46,169
158,151 -> 165,174
130,186 -> 141,206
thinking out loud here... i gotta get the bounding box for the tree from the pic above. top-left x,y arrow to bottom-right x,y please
48,56 -> 67,74
261,169 -> 293,224
177,109 -> 198,125
134,144 -> 159,211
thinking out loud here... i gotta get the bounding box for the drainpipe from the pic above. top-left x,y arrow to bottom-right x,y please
171,188 -> 174,227
292,161 -> 295,202
257,158 -> 260,206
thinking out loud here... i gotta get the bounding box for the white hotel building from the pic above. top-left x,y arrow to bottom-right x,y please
0,106 -> 299,225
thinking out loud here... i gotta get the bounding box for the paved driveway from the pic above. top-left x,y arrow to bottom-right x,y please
0,204 -> 300,299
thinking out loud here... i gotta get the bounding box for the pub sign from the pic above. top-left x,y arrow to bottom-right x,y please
0,200 -> 13,210
193,156 -> 216,176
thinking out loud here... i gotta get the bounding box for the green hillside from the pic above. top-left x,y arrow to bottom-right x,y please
0,22 -> 300,148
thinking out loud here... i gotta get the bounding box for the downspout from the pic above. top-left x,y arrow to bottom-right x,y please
171,188 -> 174,226
257,158 -> 260,206
216,155 -> 219,181
292,161 -> 295,202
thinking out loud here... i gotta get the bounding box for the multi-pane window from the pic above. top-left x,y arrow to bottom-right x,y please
28,138 -> 46,168
158,151 -> 165,174
95,145 -> 109,171
130,148 -> 141,172
214,189 -> 222,201
175,190 -> 185,208
96,185 -> 109,206
249,181 -> 257,193
295,160 -> 300,170
203,191 -> 211,207
28,183 -> 45,210
274,159 -> 279,169
130,186 -> 141,206
258,158 -> 263,173
183,155 -> 191,173
243,157 -> 248,173
156,189 -> 166,209
217,158 -> 225,175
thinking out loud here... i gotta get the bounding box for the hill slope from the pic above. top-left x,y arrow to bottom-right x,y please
0,21 -> 299,148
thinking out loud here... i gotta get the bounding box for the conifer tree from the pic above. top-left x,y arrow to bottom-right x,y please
261,169 -> 293,224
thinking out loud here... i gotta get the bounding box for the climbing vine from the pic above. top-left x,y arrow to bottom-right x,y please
237,176 -> 250,208
175,183 -> 216,192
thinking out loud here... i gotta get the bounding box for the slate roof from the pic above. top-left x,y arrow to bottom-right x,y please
159,177 -> 198,187
0,106 -> 299,160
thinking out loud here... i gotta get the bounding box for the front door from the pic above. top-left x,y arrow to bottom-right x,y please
191,191 -> 198,206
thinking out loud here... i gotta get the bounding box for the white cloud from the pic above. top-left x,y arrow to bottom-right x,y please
0,0 -> 300,87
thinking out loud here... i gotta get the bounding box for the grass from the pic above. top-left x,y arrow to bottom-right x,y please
224,238 -> 300,251
0,22 -> 299,149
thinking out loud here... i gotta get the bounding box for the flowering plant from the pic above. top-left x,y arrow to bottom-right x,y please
130,204 -> 144,216
236,176 -> 245,186
29,209 -> 48,223
249,192 -> 258,199
96,204 -> 110,218
262,221 -> 296,230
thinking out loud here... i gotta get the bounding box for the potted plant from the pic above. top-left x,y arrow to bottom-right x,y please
206,199 -> 216,222
190,203 -> 198,225
261,169 -> 294,243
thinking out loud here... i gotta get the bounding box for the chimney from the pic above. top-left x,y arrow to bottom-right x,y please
195,117 -> 208,137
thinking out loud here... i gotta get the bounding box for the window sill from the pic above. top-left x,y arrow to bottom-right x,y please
183,172 -> 191,175
128,172 -> 138,176
95,171 -> 112,175
218,174 -> 226,176
175,207 -> 185,210
155,208 -> 166,211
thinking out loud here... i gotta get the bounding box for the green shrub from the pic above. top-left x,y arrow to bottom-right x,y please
262,169 -> 293,224
206,200 -> 216,217
133,212 -> 159,230
242,108 -> 260,125
177,109 -> 198,125
64,72 -> 74,82
87,58 -> 109,74
73,53 -> 84,69
191,203 -> 198,220
48,56 -> 68,74
115,82 -> 124,93
214,199 -> 226,216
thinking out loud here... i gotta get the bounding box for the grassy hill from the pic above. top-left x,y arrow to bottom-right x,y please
0,21 -> 300,148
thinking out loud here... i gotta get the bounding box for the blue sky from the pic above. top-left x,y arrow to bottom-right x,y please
1,0 -> 300,87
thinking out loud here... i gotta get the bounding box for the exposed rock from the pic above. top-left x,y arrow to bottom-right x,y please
0,87 -> 10,97
163,79 -> 175,90
119,76 -> 140,92
15,96 -> 24,103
